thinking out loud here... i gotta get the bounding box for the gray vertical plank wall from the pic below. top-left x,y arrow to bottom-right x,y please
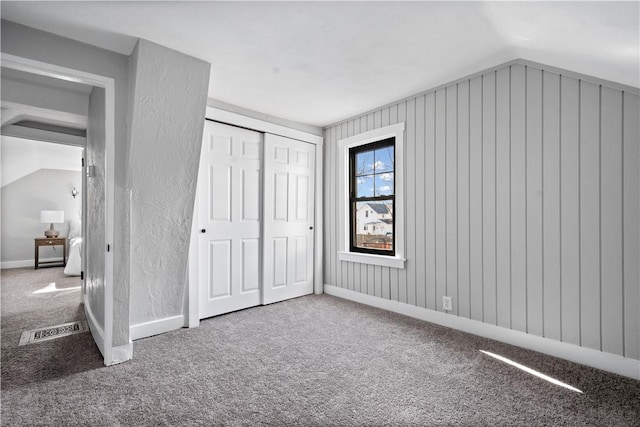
323,60 -> 640,361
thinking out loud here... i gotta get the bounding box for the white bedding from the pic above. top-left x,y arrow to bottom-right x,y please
64,219 -> 82,276
64,237 -> 82,276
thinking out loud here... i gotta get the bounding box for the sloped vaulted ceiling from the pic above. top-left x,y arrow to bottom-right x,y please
2,1 -> 637,127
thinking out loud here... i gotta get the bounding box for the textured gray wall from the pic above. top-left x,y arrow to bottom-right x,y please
324,60 -> 639,362
1,169 -> 82,262
127,39 -> 210,326
85,86 -> 106,332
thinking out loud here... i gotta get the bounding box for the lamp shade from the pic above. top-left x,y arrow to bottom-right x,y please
40,210 -> 64,224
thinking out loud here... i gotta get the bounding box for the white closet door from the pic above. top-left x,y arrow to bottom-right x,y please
199,121 -> 262,318
263,134 -> 315,304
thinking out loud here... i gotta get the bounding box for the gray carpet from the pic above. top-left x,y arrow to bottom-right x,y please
2,267 -> 639,426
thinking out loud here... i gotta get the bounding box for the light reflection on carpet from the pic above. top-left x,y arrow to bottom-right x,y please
32,282 -> 81,295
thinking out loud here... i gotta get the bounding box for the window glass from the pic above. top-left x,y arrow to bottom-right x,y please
350,138 -> 395,256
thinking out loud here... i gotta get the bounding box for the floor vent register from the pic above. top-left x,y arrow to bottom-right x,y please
19,321 -> 89,346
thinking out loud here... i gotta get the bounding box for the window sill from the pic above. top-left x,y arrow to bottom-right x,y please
338,251 -> 406,269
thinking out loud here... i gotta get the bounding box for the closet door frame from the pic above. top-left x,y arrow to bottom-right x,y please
187,107 -> 324,327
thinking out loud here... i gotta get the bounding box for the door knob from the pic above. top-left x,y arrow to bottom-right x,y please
201,229 -> 206,233
309,226 -> 313,230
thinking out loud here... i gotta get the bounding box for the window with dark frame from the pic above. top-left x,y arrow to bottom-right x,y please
349,137 -> 395,256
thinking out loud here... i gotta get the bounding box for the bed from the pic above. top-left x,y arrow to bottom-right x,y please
64,219 -> 82,276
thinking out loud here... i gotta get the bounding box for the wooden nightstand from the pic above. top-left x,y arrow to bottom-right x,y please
34,237 -> 67,269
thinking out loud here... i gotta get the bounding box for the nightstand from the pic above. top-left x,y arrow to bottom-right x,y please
34,237 -> 67,269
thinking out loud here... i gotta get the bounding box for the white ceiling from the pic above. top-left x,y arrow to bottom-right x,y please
2,1 -> 638,127
1,136 -> 83,187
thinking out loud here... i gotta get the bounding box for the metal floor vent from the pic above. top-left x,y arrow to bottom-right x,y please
19,321 -> 89,346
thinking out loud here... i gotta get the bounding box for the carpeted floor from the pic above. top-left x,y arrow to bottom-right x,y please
2,267 -> 639,426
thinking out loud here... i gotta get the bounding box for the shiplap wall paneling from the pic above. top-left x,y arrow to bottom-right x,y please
326,125 -> 333,288
600,86 -> 623,356
542,71 -> 561,341
406,97 -> 417,306
579,81 -> 601,351
458,81 -> 471,319
446,86 -> 458,314
397,102 -> 407,303
322,128 -> 336,283
338,122 -> 346,291
435,89 -> 447,311
425,92 -> 437,311
416,95 -> 427,309
482,71 -> 498,325
510,64 -> 527,334
469,76 -> 484,322
560,75 -> 581,346
324,60 -> 639,362
526,67 -> 544,337
389,103 -> 400,302
496,67 -> 511,329
623,93 -> 639,360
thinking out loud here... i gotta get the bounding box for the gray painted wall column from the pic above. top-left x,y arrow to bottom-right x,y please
127,39 -> 210,327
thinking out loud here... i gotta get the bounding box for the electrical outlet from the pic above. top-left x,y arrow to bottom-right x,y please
443,296 -> 453,311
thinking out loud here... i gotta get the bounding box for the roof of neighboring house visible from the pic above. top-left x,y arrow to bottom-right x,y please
381,219 -> 392,224
366,203 -> 389,214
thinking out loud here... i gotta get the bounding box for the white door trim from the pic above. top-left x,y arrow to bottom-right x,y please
187,108 -> 324,327
1,53 -> 121,365
205,106 -> 323,146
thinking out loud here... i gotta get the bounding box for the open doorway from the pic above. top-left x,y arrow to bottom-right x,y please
0,135 -> 92,346
1,137 -> 84,271
0,54 -> 121,366
0,61 -> 94,362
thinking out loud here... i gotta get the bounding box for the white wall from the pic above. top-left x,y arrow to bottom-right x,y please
1,168 -> 82,265
84,86 -> 107,339
127,39 -> 210,331
1,75 -> 89,116
324,60 -> 639,364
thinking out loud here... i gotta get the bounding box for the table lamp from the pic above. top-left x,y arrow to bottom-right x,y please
40,210 -> 64,238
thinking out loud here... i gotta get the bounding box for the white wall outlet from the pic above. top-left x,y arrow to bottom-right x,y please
443,296 -> 453,311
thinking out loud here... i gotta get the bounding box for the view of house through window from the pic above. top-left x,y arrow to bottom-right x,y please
349,137 -> 395,255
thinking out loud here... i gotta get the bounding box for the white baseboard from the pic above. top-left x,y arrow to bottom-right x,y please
109,341 -> 133,365
324,284 -> 640,381
84,297 -> 106,359
1,257 -> 64,269
130,315 -> 184,341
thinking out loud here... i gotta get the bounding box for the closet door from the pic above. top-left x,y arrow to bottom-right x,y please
198,121 -> 262,318
263,134 -> 315,304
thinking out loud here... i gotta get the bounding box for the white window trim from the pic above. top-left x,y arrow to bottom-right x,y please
337,122 -> 406,269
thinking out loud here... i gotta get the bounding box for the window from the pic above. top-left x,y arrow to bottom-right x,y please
337,122 -> 405,269
350,138 -> 395,256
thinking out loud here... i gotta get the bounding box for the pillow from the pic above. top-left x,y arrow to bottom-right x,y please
68,219 -> 81,240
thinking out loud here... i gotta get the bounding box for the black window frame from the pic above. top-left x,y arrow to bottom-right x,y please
348,137 -> 395,256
